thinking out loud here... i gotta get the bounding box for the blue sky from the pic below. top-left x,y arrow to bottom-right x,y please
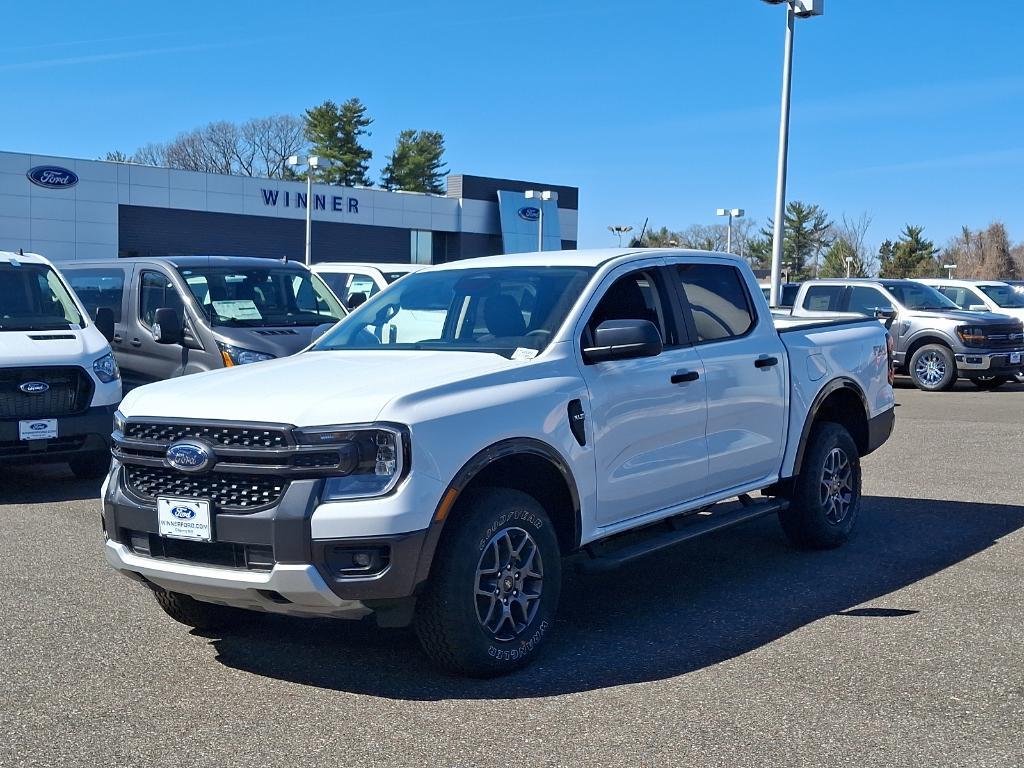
3,0 -> 1022,251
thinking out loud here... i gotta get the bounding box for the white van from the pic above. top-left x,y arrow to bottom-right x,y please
0,252 -> 121,477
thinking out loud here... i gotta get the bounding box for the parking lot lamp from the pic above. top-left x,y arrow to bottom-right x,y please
944,263 -> 957,278
524,190 -> 555,252
716,208 -> 745,254
608,225 -> 633,247
845,255 -> 854,278
761,0 -> 824,307
286,155 -> 333,265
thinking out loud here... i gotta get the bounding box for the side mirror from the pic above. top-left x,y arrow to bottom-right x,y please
583,319 -> 663,364
873,308 -> 897,321
347,292 -> 368,310
152,307 -> 183,345
93,307 -> 115,342
310,321 -> 336,342
968,304 -> 988,312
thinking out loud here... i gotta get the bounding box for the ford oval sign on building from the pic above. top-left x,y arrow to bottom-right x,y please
517,206 -> 541,222
27,165 -> 79,190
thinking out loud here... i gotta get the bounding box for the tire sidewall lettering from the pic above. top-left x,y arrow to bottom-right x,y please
478,508 -> 543,552
487,619 -> 549,661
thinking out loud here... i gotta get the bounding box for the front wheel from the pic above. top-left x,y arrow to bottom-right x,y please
972,376 -> 1008,390
779,422 -> 862,550
415,487 -> 561,677
69,451 -> 111,479
909,344 -> 957,391
153,588 -> 245,631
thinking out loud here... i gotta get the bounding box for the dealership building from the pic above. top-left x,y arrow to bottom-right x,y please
0,150 -> 579,265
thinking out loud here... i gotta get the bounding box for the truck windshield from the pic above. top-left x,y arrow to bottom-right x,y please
313,266 -> 594,357
177,266 -> 345,327
0,262 -> 84,331
886,283 -> 959,311
978,284 -> 1024,308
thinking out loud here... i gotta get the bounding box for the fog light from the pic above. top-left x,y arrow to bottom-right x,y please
352,552 -> 372,568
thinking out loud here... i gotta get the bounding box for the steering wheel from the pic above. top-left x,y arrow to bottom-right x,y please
524,330 -> 550,342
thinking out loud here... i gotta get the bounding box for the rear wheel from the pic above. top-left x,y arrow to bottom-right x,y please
779,422 -> 861,550
972,376 -> 1008,390
415,487 -> 561,677
68,451 -> 111,479
909,344 -> 957,391
153,588 -> 244,631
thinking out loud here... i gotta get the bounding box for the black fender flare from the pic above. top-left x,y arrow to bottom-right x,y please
792,377 -> 870,476
411,438 -> 583,588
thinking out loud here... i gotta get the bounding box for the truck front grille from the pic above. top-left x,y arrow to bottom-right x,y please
0,366 -> 93,420
984,325 -> 1024,348
123,422 -> 289,448
123,465 -> 287,511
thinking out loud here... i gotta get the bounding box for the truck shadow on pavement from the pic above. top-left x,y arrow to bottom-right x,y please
205,495 -> 1024,699
0,464 -> 104,504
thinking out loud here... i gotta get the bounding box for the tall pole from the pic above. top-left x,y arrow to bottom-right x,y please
304,171 -> 313,266
726,213 -> 733,254
769,4 -> 795,308
537,204 -> 544,252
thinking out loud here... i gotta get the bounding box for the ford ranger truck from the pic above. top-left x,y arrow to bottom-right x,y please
102,249 -> 895,677
1,251 -> 121,477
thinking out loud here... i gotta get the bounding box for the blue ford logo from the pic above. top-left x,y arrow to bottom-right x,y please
19,381 -> 50,394
517,206 -> 541,222
27,165 -> 79,189
29,422 -> 49,431
166,441 -> 213,473
170,506 -> 196,520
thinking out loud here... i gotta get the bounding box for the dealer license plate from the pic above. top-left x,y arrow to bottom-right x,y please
157,497 -> 212,541
19,419 -> 57,441
1011,352 -> 1021,364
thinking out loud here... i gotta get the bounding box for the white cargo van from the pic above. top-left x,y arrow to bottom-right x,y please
0,252 -> 121,477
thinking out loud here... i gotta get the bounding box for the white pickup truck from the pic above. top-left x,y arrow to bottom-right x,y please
102,249 -> 895,676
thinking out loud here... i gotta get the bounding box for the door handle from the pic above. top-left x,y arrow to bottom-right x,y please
754,356 -> 779,368
671,370 -> 700,384
111,333 -> 123,344
130,337 -> 143,348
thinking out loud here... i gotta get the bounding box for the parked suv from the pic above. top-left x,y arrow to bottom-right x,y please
312,262 -> 424,309
63,256 -> 345,388
792,278 -> 1024,390
0,252 -> 121,477
103,249 -> 894,676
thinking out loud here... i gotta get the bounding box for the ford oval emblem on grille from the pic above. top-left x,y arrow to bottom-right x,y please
170,506 -> 196,520
166,441 -> 213,473
517,206 -> 541,222
19,381 -> 50,394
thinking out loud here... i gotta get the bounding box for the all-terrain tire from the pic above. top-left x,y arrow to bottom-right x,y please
908,344 -> 957,391
415,487 -> 561,677
779,422 -> 861,550
153,588 -> 244,631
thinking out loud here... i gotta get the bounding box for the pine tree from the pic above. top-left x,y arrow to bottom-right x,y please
380,130 -> 448,193
303,98 -> 373,187
756,201 -> 832,279
880,226 -> 939,278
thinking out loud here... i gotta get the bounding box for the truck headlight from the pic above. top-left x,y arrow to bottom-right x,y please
93,352 -> 120,383
956,326 -> 987,347
294,425 -> 406,500
217,341 -> 275,366
113,410 -> 126,435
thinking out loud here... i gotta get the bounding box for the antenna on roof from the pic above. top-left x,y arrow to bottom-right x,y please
637,218 -> 648,245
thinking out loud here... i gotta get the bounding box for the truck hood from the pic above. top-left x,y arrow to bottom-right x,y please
903,309 -> 1020,325
0,327 -> 110,366
119,350 -> 515,426
212,324 -> 334,359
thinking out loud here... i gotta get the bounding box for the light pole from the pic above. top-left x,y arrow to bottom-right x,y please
286,154 -> 333,265
716,208 -> 745,254
524,190 -> 555,252
608,225 -> 633,247
944,263 -> 957,278
845,255 -> 854,278
762,0 -> 824,306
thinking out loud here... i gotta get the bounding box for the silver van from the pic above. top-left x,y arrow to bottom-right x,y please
62,256 -> 345,388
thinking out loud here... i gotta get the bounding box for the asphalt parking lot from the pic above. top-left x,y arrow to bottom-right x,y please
2,380 -> 1022,768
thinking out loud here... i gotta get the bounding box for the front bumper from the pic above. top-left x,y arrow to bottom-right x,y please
0,404 -> 116,465
954,349 -> 1024,377
102,465 -> 438,620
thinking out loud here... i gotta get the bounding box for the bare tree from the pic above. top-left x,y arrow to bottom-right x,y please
132,142 -> 167,166
827,213 -> 877,276
243,114 -> 306,178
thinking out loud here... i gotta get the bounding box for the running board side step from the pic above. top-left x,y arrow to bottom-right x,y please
577,495 -> 788,572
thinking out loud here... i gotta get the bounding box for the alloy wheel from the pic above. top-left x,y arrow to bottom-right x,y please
915,351 -> 946,388
474,527 -> 544,641
819,447 -> 854,525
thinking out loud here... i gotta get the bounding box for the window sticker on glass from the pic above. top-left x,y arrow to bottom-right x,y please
511,347 -> 539,361
212,299 -> 263,321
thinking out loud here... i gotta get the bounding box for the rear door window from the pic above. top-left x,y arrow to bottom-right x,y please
802,285 -> 845,312
674,264 -> 754,342
65,268 -> 125,322
847,286 -> 894,316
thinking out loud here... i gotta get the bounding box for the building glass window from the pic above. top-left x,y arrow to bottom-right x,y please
411,230 -> 432,265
